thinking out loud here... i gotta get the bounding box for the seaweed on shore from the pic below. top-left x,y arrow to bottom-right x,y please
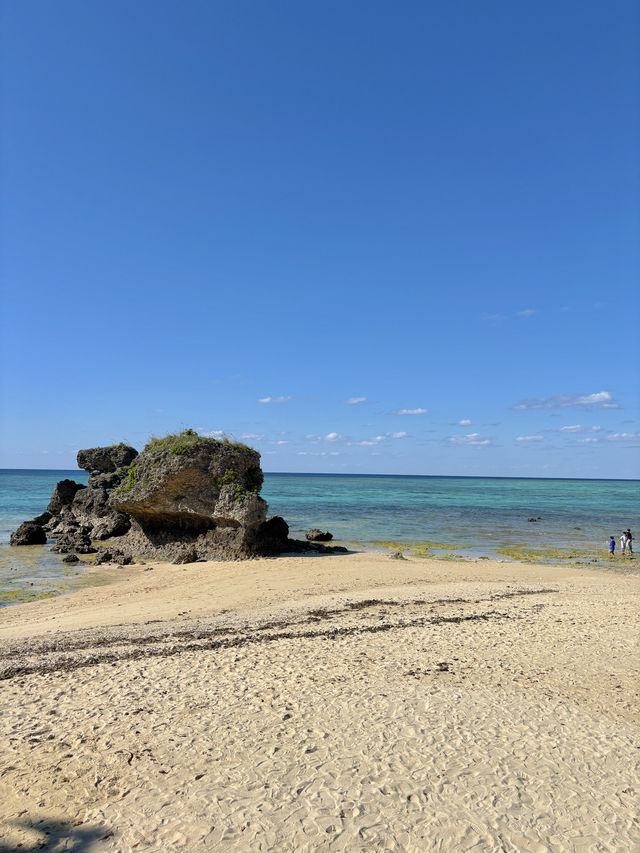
496,544 -> 605,564
373,541 -> 468,559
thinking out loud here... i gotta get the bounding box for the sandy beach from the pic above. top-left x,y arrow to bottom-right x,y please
1,551 -> 638,852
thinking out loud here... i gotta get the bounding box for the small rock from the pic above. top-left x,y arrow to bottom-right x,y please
62,554 -> 79,564
306,529 -> 333,542
10,521 -> 47,546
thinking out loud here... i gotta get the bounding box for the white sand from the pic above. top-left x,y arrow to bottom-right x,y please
1,551 -> 638,851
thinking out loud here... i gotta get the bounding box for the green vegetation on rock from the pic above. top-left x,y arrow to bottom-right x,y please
144,429 -> 252,457
113,464 -> 138,497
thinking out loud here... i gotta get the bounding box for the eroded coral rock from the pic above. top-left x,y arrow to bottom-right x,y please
47,480 -> 85,514
10,521 -> 47,546
77,444 -> 138,473
109,432 -> 271,560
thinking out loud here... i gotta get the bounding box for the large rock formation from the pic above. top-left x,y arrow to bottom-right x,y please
10,431 -> 346,563
108,431 -> 279,561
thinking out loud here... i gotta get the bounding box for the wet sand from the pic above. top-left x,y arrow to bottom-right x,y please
1,551 -> 639,851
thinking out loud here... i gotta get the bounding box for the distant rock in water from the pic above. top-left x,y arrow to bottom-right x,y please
306,529 -> 333,542
10,431 -> 348,562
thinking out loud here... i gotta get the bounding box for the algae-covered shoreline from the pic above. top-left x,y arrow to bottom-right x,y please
0,544 -> 112,607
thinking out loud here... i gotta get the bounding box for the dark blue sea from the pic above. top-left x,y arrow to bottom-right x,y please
1,469 -> 638,605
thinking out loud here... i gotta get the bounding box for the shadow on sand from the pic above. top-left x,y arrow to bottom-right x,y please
0,818 -> 109,852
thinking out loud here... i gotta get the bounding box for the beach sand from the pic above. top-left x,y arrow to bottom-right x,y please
1,551 -> 638,851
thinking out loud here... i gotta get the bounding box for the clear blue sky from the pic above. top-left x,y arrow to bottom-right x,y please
1,1 -> 639,477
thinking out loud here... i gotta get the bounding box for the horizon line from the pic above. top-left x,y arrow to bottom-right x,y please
1,467 -> 638,483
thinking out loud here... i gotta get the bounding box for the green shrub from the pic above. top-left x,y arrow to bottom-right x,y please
144,430 -> 254,457
114,464 -> 138,496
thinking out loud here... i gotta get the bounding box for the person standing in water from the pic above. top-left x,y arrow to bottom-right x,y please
609,536 -> 616,558
625,529 -> 633,555
620,531 -> 628,555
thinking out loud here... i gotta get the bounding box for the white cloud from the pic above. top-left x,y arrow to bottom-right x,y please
274,440 -> 289,445
346,397 -> 366,405
517,308 -> 536,317
329,451 -> 340,456
601,403 -> 621,409
577,392 -> 612,405
307,432 -> 345,443
241,433 -> 263,440
354,431 -> 408,446
450,433 -> 491,446
516,435 -> 544,442
392,408 -> 428,415
512,391 -> 614,410
606,432 -> 640,441
357,436 -> 384,446
559,425 -> 602,434
258,396 -> 292,404
457,419 -> 473,426
577,438 -> 598,443
202,430 -> 225,438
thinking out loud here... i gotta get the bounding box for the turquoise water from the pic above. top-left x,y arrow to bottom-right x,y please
1,469 -> 638,605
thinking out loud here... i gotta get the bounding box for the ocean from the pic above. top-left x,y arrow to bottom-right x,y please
1,469 -> 638,606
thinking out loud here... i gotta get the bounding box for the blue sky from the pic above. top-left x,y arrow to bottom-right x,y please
1,1 -> 639,477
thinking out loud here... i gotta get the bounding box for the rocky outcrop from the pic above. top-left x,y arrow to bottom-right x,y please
306,529 -> 333,542
10,431 -> 348,563
10,444 -> 139,553
77,445 -> 138,474
10,520 -> 47,546
108,432 -> 282,562
47,480 -> 85,514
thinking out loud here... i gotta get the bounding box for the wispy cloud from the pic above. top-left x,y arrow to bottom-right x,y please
258,396 -> 292,404
482,313 -> 505,326
392,408 -> 428,415
517,308 -> 536,317
516,435 -> 544,442
241,433 -> 263,440
354,431 -> 409,447
577,438 -> 598,443
346,397 -> 366,405
559,425 -> 602,434
457,419 -> 473,426
606,432 -> 640,442
202,430 -> 225,438
307,432 -> 345,443
512,391 -> 614,410
449,433 -> 492,447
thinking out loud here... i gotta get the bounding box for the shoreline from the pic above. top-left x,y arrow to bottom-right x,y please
1,548 -> 635,642
1,552 -> 639,851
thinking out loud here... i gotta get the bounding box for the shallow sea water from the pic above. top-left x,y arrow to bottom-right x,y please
1,469 -> 638,606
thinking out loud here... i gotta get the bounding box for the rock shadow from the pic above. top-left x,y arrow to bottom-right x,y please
0,818 -> 108,852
